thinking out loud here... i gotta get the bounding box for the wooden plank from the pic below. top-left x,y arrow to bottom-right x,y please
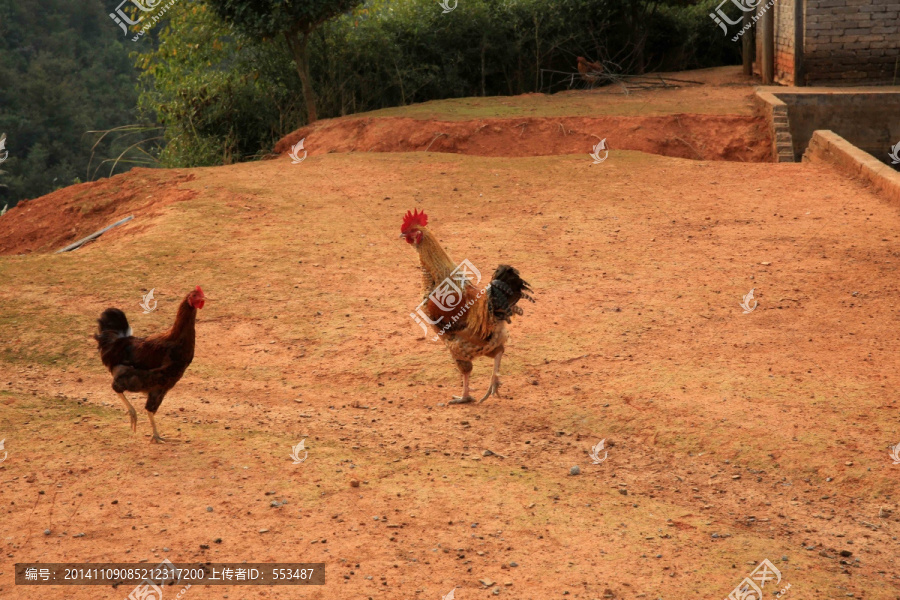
55,215 -> 134,254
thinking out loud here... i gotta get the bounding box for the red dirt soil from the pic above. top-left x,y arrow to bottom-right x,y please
3,152 -> 900,599
274,114 -> 771,163
0,170 -> 197,256
4,67 -> 900,600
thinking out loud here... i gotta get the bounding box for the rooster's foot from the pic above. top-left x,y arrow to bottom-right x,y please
150,434 -> 167,444
450,395 -> 476,404
479,379 -> 501,403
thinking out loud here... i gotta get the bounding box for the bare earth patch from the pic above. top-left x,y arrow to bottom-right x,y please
0,170 -> 196,256
274,114 -> 770,163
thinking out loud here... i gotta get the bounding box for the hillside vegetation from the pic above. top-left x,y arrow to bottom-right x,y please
0,0 -> 140,208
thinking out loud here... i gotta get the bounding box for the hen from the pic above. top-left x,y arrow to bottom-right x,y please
402,209 -> 533,404
94,286 -> 205,442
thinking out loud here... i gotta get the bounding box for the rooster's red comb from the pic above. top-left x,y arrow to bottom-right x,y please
401,208 -> 428,233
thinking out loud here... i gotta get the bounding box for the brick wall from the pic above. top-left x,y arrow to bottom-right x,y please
803,0 -> 900,84
775,0 -> 797,84
753,0 -> 797,84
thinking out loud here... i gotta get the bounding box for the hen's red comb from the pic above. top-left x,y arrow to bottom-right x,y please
401,208 -> 428,233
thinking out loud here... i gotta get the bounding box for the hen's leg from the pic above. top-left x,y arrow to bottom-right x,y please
479,351 -> 503,403
450,359 -> 475,404
116,392 -> 138,432
146,390 -> 166,443
147,411 -> 166,443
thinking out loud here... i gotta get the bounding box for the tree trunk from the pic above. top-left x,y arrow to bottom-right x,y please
761,4 -> 775,84
742,11 -> 753,76
480,34 -> 487,97
533,15 -> 540,92
286,29 -> 318,124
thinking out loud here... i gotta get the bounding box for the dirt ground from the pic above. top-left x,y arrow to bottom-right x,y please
1,66 -> 900,600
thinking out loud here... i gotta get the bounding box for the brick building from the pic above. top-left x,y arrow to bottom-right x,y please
753,0 -> 899,85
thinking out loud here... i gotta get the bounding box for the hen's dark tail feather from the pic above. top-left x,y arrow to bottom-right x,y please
488,265 -> 534,323
94,308 -> 131,352
96,308 -> 130,337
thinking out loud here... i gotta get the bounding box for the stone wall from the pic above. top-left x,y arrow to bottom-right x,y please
771,90 -> 900,160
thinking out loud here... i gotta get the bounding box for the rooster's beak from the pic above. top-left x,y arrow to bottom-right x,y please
399,233 -> 406,239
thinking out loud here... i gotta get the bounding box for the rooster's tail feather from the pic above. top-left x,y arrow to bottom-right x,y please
488,265 -> 533,323
468,265 -> 533,340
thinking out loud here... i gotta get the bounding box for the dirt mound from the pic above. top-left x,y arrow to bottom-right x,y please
275,114 -> 772,162
0,169 -> 197,256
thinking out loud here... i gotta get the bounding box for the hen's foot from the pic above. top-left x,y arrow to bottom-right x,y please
150,434 -> 167,444
116,392 -> 138,433
450,395 -> 476,404
479,379 -> 501,403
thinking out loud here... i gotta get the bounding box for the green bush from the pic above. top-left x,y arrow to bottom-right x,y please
136,3 -> 303,167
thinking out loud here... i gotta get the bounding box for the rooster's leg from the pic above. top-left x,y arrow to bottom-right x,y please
450,360 -> 475,404
147,411 -> 166,443
479,351 -> 503,403
117,392 -> 138,432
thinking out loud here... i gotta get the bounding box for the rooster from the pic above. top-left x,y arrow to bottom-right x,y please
577,56 -> 605,83
94,286 -> 206,442
402,209 -> 533,404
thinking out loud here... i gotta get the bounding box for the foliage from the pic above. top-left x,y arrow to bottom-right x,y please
0,0 -> 141,207
205,0 -> 366,122
136,2 -> 304,166
650,0 -> 746,71
204,0 -> 364,38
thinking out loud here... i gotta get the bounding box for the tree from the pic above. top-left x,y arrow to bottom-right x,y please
0,0 -> 139,207
206,0 -> 363,123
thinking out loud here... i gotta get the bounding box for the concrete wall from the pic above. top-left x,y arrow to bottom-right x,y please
804,130 -> 900,204
773,90 -> 900,161
804,0 -> 900,85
